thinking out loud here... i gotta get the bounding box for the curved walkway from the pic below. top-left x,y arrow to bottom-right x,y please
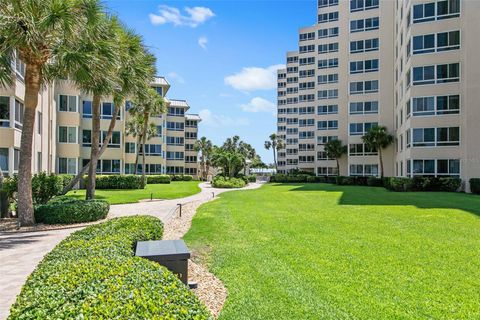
0,182 -> 262,320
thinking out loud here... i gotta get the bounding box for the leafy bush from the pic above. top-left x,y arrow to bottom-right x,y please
34,199 -> 109,224
57,174 -> 75,189
437,178 -> 462,192
182,175 -> 194,181
470,179 -> 480,194
9,216 -> 210,319
89,175 -> 144,190
247,175 -> 257,183
212,176 -> 246,188
2,173 -> 63,205
367,177 -> 384,187
335,176 -> 355,186
385,177 -> 414,192
146,175 -> 171,184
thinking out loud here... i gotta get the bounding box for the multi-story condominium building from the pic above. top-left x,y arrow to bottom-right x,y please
277,0 -> 479,190
0,68 -> 201,179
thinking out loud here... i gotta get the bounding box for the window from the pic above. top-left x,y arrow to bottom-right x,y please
412,63 -> 461,85
299,45 -> 315,54
299,82 -> 315,90
185,132 -> 197,140
351,0 -> 379,12
350,17 -> 379,33
299,57 -> 315,66
349,101 -> 378,114
58,95 -> 77,112
287,56 -> 298,64
412,66 -> 435,85
318,11 -> 339,24
167,151 -> 184,160
412,127 -> 459,147
318,89 -> 338,100
299,32 -> 315,41
299,119 -> 315,127
412,128 -> 436,147
350,164 -> 379,176
318,105 -> 338,115
58,158 -> 77,174
436,63 -> 460,83
350,80 -> 378,94
58,126 -> 77,143
0,148 -> 8,172
167,136 -> 185,146
0,97 -> 10,127
413,31 -> 460,54
318,74 -> 338,84
349,144 -> 377,156
167,166 -> 184,175
156,125 -> 162,137
317,135 -> 338,144
318,0 -> 338,8
101,102 -> 119,120
299,131 -> 315,139
318,43 -> 339,54
299,107 -> 315,114
15,56 -> 25,80
349,122 -> 377,135
437,159 -> 460,176
14,99 -> 24,129
167,122 -> 184,131
413,0 -> 460,24
14,149 -> 19,171
413,159 -> 436,175
350,38 -> 379,53
318,27 -> 339,38
350,59 -> 379,74
82,100 -> 92,119
318,120 -> 338,130
125,142 -> 136,154
37,111 -> 42,134
140,144 -> 162,156
82,130 -> 120,148
436,127 -> 460,146
317,167 -> 338,176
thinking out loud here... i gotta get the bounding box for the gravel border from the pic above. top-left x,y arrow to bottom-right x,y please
163,199 -> 227,318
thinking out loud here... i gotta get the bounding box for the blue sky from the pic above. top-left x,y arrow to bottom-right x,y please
105,0 -> 316,163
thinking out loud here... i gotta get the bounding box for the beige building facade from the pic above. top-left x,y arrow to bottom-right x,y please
0,70 -> 201,179
277,0 -> 479,189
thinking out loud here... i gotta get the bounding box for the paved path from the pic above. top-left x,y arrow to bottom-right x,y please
0,182 -> 262,320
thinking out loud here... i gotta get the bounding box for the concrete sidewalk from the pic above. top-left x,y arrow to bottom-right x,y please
0,182 -> 261,319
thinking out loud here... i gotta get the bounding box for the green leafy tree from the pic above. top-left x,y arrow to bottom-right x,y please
362,126 -> 394,178
125,114 -> 157,175
0,0 -> 104,225
264,133 -> 285,171
324,139 -> 347,176
194,137 -> 213,180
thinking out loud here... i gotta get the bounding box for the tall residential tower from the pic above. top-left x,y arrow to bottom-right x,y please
277,0 -> 479,190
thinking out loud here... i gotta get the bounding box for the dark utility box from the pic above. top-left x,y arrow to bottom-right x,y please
135,240 -> 191,285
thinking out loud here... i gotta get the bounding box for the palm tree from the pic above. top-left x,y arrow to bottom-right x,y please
129,87 -> 165,185
60,19 -> 156,195
324,139 -> 347,176
0,0 -> 104,225
239,142 -> 256,174
125,114 -> 157,175
264,133 -> 284,171
211,148 -> 244,178
194,137 -> 213,180
362,126 -> 394,178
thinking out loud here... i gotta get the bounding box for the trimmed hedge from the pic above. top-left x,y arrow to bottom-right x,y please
212,176 -> 246,189
146,175 -> 171,184
8,216 -> 210,319
469,178 -> 480,194
247,175 -> 257,183
34,198 -> 109,224
90,175 -> 144,190
170,175 -> 194,181
384,177 -> 461,192
367,177 -> 384,187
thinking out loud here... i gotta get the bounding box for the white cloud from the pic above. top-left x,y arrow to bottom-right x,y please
225,64 -> 285,92
167,72 -> 185,84
149,6 -> 215,28
240,97 -> 276,113
198,36 -> 208,50
199,109 -> 250,127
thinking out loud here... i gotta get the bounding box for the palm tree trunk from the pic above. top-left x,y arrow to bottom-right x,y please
201,155 -> 205,181
86,95 -> 101,200
0,167 -> 9,218
272,149 -> 277,171
141,113 -> 149,187
17,63 -> 42,226
379,149 -> 384,178
336,159 -> 340,176
134,135 -> 141,175
61,102 -> 121,195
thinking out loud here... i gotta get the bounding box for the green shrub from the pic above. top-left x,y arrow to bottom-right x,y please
306,176 -> 316,183
182,175 -> 194,181
34,199 -> 109,224
315,176 -> 327,183
57,174 -> 75,189
247,175 -> 257,183
9,216 -> 210,319
335,176 -> 355,185
438,178 -> 462,192
146,175 -> 171,184
385,177 -> 414,192
2,173 -> 63,205
212,176 -> 246,188
367,177 -> 384,187
89,175 -> 144,190
470,179 -> 480,194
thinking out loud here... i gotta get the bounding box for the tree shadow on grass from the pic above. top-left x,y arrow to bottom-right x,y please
269,183 -> 480,217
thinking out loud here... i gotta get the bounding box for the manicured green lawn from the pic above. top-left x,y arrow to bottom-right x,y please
185,183 -> 480,319
66,181 -> 201,204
